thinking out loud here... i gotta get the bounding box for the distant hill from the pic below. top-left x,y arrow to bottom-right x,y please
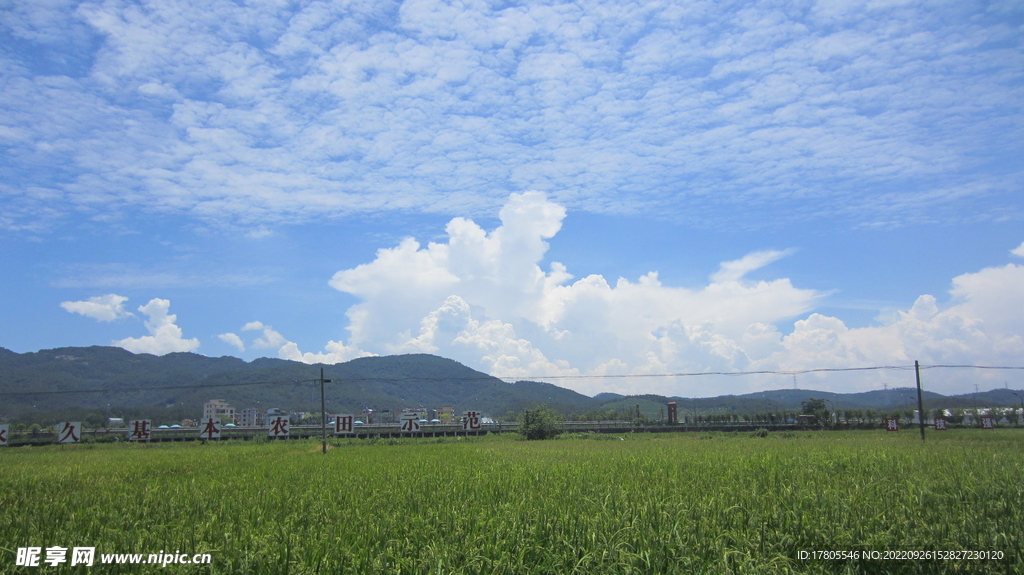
614,386 -> 1023,419
0,346 -> 597,422
0,346 -> 1019,425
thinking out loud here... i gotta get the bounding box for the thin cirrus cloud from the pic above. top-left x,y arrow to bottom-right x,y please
2,0 -> 1021,231
50,264 -> 277,290
709,249 -> 796,284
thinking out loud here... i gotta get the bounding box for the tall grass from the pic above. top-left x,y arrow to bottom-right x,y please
0,430 -> 1020,574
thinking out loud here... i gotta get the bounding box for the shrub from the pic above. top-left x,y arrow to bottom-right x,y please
519,405 -> 562,440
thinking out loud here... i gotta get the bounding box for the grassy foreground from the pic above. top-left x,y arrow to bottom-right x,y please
0,430 -> 1020,574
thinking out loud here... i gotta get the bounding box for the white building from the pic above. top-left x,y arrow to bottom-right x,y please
203,399 -> 235,423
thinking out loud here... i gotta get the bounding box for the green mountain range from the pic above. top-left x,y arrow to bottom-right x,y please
0,346 -> 1019,426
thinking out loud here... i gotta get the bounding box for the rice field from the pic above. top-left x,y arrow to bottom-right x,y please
0,430 -> 1020,574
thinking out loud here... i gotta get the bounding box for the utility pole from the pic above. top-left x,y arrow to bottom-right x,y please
915,360 -> 925,441
1013,392 -> 1023,428
319,364 -> 331,454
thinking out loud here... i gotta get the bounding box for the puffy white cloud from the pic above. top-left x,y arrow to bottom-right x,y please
113,298 -> 200,355
242,321 -> 288,350
60,294 -> 132,322
330,191 -> 572,349
388,294 -> 579,379
218,332 -> 245,352
278,340 -> 376,365
328,193 -> 816,391
747,263 -> 1024,392
239,321 -> 373,364
327,195 -> 1024,396
1012,242 -> 1024,258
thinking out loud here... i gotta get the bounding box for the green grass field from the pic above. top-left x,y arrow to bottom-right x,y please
0,430 -> 1020,574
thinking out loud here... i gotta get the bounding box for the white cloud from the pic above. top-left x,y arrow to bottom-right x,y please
326,194 -> 1024,396
328,193 -> 819,389
2,0 -> 1020,231
388,294 -> 578,379
743,263 -> 1024,392
278,340 -> 376,365
113,298 -> 200,355
51,264 -> 276,289
242,321 -> 288,350
710,250 -> 794,283
218,332 -> 245,352
60,294 -> 132,322
1012,241 -> 1024,258
239,321 -> 373,364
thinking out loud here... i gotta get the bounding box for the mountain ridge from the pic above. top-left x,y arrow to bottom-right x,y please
0,346 -> 1019,424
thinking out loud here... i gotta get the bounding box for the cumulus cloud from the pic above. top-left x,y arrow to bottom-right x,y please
113,298 -> 200,355
751,262 -> 1024,385
389,294 -> 579,379
1012,242 -> 1024,258
278,340 -> 376,365
60,294 -> 132,321
238,321 -> 373,364
326,195 -> 1024,396
218,332 -> 245,352
242,321 -> 288,350
327,192 -> 816,386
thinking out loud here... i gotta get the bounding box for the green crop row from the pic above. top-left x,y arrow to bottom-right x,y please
0,430 -> 1020,574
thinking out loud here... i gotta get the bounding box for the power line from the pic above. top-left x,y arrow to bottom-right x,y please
506,365 -> 918,379
919,364 -> 1024,371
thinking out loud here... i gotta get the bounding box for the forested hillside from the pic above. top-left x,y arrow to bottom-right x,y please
0,346 -> 1017,426
0,347 -> 596,423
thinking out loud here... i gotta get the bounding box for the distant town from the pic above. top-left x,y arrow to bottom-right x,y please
164,399 -> 495,429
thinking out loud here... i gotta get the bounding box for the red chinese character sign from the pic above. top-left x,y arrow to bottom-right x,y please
981,416 -> 994,429
128,420 -> 152,441
934,418 -> 947,430
334,415 -> 354,435
885,418 -> 899,432
462,411 -> 481,431
268,416 -> 290,438
57,421 -> 81,443
198,418 -> 221,440
400,412 -> 421,432
0,424 -> 8,446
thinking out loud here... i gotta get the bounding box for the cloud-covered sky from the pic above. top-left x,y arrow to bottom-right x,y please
2,0 -> 1022,397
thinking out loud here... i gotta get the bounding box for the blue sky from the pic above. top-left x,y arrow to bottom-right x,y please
2,0 -> 1022,397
